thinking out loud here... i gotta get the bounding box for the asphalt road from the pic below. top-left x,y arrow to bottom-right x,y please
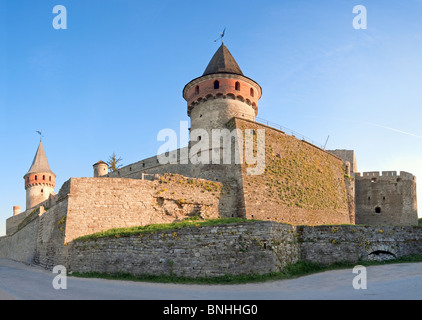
0,258 -> 421,300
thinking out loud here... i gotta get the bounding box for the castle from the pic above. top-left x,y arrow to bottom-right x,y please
0,44 -> 420,277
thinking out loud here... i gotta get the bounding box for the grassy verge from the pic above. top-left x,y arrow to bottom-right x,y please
74,217 -> 258,242
70,254 -> 422,285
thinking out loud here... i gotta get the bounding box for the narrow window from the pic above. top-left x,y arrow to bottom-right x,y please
235,81 -> 240,91
35,175 -> 37,181
214,80 -> 219,89
195,85 -> 199,94
49,176 -> 52,182
250,88 -> 254,97
41,189 -> 43,193
43,175 -> 45,180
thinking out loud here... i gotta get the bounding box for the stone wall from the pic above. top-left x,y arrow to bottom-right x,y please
230,118 -> 352,226
104,150 -> 244,218
0,217 -> 39,264
297,225 -> 422,265
6,207 -> 38,235
1,211 -> 421,278
67,221 -> 300,278
34,199 -> 69,269
64,174 -> 235,243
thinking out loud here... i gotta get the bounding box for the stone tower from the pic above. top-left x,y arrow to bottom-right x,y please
355,171 -> 418,226
23,141 -> 56,210
183,43 -> 262,139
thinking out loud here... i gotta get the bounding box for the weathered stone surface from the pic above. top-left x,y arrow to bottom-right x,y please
355,171 -> 418,226
297,225 -> 422,265
67,221 -> 300,278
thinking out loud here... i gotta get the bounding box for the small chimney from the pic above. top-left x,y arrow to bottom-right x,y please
13,206 -> 21,216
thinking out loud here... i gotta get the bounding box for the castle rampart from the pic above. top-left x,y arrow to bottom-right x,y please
3,216 -> 421,278
355,171 -> 416,179
230,117 -> 353,225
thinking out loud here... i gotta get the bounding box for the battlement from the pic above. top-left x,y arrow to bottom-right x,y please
355,171 -> 415,180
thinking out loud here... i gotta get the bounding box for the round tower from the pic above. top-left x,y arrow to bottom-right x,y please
93,160 -> 109,177
183,44 -> 262,137
24,141 -> 56,210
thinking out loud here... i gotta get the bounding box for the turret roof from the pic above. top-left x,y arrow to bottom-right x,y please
202,43 -> 244,76
25,141 -> 55,176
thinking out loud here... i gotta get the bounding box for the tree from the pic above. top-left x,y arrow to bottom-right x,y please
107,152 -> 123,173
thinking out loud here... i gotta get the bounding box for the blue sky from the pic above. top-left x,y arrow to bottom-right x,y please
1,0 -> 421,235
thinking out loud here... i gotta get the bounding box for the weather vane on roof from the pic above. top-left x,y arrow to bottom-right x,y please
36,130 -> 44,142
214,27 -> 226,43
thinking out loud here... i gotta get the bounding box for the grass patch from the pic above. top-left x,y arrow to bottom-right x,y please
74,217 -> 257,242
69,255 -> 422,285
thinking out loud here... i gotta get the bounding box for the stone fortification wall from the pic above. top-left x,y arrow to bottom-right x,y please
0,183 -> 71,268
355,171 -> 418,226
34,199 -> 69,269
0,217 -> 39,264
67,222 -> 422,278
1,212 -> 421,278
6,207 -> 38,235
6,181 -> 67,235
297,225 -> 422,265
104,151 -> 243,218
68,221 -> 300,278
64,174 -> 234,243
230,118 -> 352,226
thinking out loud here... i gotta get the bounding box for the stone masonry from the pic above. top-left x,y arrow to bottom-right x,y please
68,221 -> 300,278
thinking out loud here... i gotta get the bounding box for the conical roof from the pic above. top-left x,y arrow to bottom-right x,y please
25,142 -> 55,176
203,43 -> 243,76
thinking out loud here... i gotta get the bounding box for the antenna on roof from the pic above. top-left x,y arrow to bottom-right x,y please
36,130 -> 44,142
214,27 -> 226,43
323,135 -> 330,150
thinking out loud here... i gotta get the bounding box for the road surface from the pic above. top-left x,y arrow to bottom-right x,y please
0,258 -> 421,300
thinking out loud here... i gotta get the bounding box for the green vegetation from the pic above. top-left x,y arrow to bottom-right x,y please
16,208 -> 39,232
158,173 -> 225,194
70,254 -> 422,285
418,218 -> 422,226
74,217 -> 255,242
241,123 -> 348,211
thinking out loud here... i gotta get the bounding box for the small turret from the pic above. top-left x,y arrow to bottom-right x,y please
23,141 -> 56,210
93,161 -> 109,177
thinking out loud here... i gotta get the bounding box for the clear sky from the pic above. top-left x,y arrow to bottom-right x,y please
1,0 -> 421,235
